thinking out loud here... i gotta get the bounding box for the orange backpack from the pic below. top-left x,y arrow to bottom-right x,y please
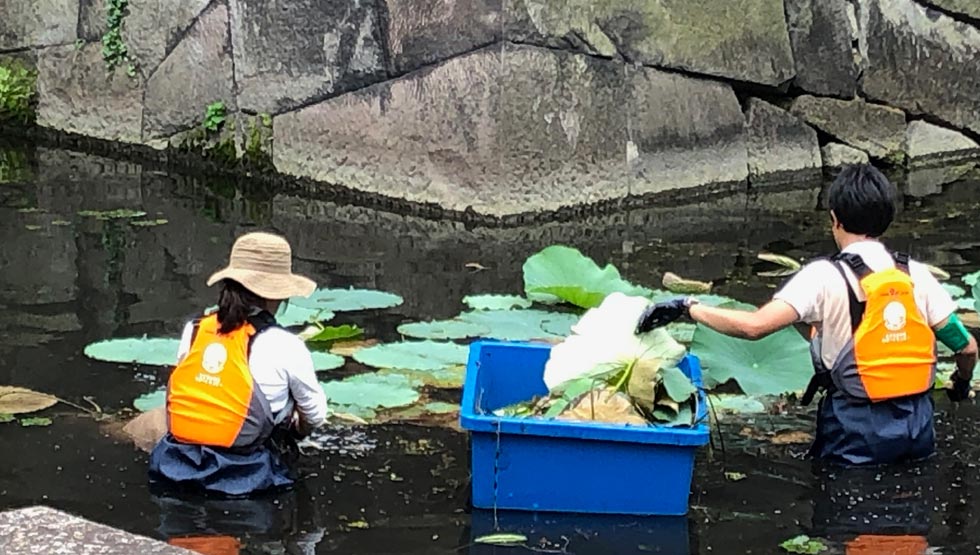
830,252 -> 936,401
167,313 -> 276,448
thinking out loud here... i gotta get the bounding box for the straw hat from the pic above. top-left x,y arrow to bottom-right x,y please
206,232 -> 316,300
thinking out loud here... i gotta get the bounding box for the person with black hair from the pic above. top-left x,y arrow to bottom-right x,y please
636,164 -> 978,466
149,232 -> 328,495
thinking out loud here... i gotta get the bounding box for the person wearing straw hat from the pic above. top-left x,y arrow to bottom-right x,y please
149,232 -> 328,496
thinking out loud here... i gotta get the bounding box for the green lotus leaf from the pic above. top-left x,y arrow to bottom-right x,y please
661,366 -> 696,403
522,245 -> 651,308
353,341 -> 468,371
304,324 -> 363,343
396,320 -> 489,340
291,288 -> 403,312
709,394 -> 767,415
83,337 -> 180,366
458,309 -> 575,341
275,303 -> 334,327
133,389 -> 166,412
463,294 -> 532,311
974,282 -> 980,313
964,271 -> 980,287
691,324 -> 812,395
423,401 -> 459,414
380,366 -> 465,389
944,283 -> 967,298
321,373 -> 420,414
666,322 -> 697,344
652,404 -> 693,427
311,351 -> 345,371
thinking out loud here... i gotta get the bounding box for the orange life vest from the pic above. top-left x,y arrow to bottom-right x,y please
169,536 -> 241,555
813,252 -> 936,402
846,534 -> 928,555
167,313 -> 276,449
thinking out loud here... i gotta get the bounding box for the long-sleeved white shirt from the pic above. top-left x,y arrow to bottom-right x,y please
177,321 -> 328,427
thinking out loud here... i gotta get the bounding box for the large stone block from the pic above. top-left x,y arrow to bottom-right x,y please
505,0 -> 795,86
0,506 -> 194,554
384,0 -> 502,73
0,0 -> 78,50
905,120 -> 980,167
821,142 -> 869,167
35,44 -> 144,143
230,0 -> 386,114
861,0 -> 980,135
745,98 -> 821,184
143,3 -> 235,138
128,0 -> 211,74
784,0 -> 860,97
791,95 -> 906,163
626,68 -> 748,196
274,44 -> 748,216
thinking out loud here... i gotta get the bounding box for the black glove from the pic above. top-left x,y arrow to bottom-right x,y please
947,375 -> 973,403
635,298 -> 692,334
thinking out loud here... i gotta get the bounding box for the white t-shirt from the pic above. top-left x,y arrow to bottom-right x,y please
178,322 -> 328,428
773,240 -> 956,368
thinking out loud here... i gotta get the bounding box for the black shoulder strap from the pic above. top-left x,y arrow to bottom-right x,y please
246,310 -> 280,354
189,317 -> 204,346
892,251 -> 911,274
831,253 -> 866,332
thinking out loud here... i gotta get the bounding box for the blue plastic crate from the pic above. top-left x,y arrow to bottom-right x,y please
460,341 -> 710,516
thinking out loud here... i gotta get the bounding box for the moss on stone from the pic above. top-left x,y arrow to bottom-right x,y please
241,113 -> 273,170
0,146 -> 32,184
0,59 -> 37,124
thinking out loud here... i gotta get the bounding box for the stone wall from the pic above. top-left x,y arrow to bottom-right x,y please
1,0 -> 979,217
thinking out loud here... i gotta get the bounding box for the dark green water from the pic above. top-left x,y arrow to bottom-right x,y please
2,141 -> 980,554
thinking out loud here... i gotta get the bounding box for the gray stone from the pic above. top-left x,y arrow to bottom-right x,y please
143,3 -> 235,138
505,0 -> 795,86
861,0 -> 980,135
784,0 -> 860,97
78,0 -> 108,42
122,0 -> 212,75
384,0 -> 502,73
791,95 -> 906,163
905,120 -> 980,167
921,0 -> 980,20
0,0 -> 78,50
230,0 -> 386,114
35,44 -> 144,143
274,44 -> 748,216
626,68 -> 748,196
745,98 -> 822,184
904,162 -> 976,197
0,506 -> 194,554
821,142 -> 870,167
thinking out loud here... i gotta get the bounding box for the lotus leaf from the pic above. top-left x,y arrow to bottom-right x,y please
558,389 -> 648,426
329,339 -> 378,357
780,535 -> 826,554
396,320 -> 489,340
312,351 -> 345,371
83,337 -> 180,366
463,294 -> 532,311
456,309 -> 579,341
291,288 -> 403,312
0,386 -> 58,414
302,324 -> 362,343
133,389 -> 166,412
522,245 -> 650,308
964,271 -> 979,287
538,312 -> 579,337
944,283 -> 967,298
652,404 -> 694,427
710,394 -> 767,415
321,373 -> 420,416
544,294 -> 686,390
353,341 -> 468,371
423,401 -> 459,414
19,417 -> 52,427
78,209 -> 147,220
662,272 -> 712,294
974,282 -> 980,313
275,303 -> 334,327
661,366 -> 697,403
474,534 -> 527,546
0,413 -> 14,423
691,324 -> 811,395
666,322 -> 696,344
380,366 -> 465,389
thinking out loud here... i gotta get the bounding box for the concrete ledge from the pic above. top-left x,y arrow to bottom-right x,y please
0,506 -> 193,555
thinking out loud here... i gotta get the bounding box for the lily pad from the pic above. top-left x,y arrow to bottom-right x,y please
780,535 -> 826,554
666,322 -> 697,344
0,413 -> 14,423
661,366 -> 697,403
78,208 -> 147,220
301,324 -> 363,343
944,283 -> 967,298
312,351 -> 346,371
423,401 -> 459,414
381,366 -> 466,389
329,339 -> 379,358
133,389 -> 166,412
396,319 -> 489,340
474,533 -> 527,546
691,324 -> 811,395
19,417 -> 53,427
0,386 -> 58,414
463,294 -> 532,311
709,394 -> 767,415
353,341 -> 468,371
321,373 -> 420,417
964,271 -> 979,287
83,337 -> 180,366
275,303 -> 334,327
458,309 -> 578,341
291,288 -> 403,312
522,245 -> 650,308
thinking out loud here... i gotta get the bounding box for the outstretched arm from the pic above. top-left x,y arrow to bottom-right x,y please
689,300 -> 801,340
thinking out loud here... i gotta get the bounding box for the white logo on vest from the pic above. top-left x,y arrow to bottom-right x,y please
883,301 -> 907,331
196,343 -> 228,386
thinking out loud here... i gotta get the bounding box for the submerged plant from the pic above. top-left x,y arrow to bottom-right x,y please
0,61 -> 37,123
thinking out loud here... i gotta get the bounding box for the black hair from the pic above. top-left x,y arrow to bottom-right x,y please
216,279 -> 266,334
827,164 -> 896,237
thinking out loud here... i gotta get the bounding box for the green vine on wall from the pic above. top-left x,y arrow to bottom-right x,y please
102,0 -> 137,77
0,60 -> 37,124
203,102 -> 227,133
